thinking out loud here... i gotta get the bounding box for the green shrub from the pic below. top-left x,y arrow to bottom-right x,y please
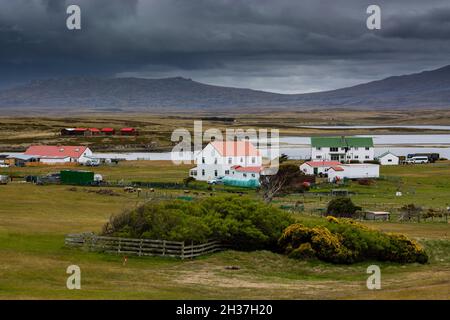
102,196 -> 294,251
279,216 -> 428,264
326,197 -> 362,218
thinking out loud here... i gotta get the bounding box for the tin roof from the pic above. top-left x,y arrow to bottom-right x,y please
25,146 -> 88,158
311,136 -> 373,148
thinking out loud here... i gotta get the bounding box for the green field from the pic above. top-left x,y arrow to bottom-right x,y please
0,161 -> 449,299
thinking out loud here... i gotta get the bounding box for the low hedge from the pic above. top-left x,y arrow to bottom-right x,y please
279,216 -> 428,264
102,196 -> 294,251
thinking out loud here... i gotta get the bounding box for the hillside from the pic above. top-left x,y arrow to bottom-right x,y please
1,65 -> 450,111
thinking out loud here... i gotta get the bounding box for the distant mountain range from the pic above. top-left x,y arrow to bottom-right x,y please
1,65 -> 450,112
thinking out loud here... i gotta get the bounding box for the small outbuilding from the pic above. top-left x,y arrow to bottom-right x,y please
327,164 -> 380,182
299,161 -> 341,175
101,128 -> 115,135
120,127 -> 137,136
377,151 -> 399,165
6,154 -> 39,167
364,211 -> 390,221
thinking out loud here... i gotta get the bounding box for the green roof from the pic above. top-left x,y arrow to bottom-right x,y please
311,136 -> 373,148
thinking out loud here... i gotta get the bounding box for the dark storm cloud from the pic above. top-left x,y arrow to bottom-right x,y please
382,7 -> 450,40
0,0 -> 450,92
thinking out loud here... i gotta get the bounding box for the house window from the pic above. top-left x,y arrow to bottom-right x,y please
347,155 -> 351,159
240,157 -> 243,163
354,147 -> 359,151
251,173 -> 255,177
330,147 -> 338,152
316,147 -> 321,151
243,173 -> 247,177
341,147 -> 345,151
388,159 -> 392,162
214,170 -> 218,177
225,170 -> 230,175
365,147 -> 370,150
202,169 -> 205,176
228,157 -> 232,164
316,155 -> 322,159
191,170 -> 197,176
252,157 -> 256,163
214,158 -> 217,164
355,155 -> 359,159
365,156 -> 370,159
202,157 -> 205,164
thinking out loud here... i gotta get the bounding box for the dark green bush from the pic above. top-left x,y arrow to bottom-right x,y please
279,216 -> 428,264
326,197 -> 361,218
102,196 -> 294,251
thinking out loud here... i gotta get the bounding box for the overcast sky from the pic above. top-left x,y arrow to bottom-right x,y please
1,0 -> 450,93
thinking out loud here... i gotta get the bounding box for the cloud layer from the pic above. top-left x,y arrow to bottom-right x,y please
0,0 -> 449,92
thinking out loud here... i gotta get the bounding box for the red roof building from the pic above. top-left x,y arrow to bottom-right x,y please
300,161 -> 342,175
101,128 -> 115,135
231,165 -> 262,173
302,161 -> 341,167
24,145 -> 91,162
120,127 -> 137,135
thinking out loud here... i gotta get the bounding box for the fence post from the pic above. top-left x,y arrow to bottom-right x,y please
139,239 -> 143,256
181,241 -> 185,260
191,241 -> 194,259
118,238 -> 121,254
162,240 -> 166,256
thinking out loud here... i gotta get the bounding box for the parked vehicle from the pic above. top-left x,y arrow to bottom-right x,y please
37,172 -> 61,184
0,164 -> 9,168
407,153 -> 439,163
207,177 -> 224,185
406,156 -> 429,164
0,175 -> 9,185
84,159 -> 100,167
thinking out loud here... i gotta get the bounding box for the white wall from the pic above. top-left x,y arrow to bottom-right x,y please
78,148 -> 93,164
311,147 -> 374,162
191,143 -> 262,181
299,163 -> 333,175
328,164 -> 380,182
229,169 -> 260,180
379,154 -> 399,165
40,157 -> 71,164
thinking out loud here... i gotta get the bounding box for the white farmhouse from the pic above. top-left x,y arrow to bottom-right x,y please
24,146 -> 93,164
310,136 -> 374,162
377,151 -> 399,165
189,141 -> 262,181
299,161 -> 341,175
327,164 -> 380,182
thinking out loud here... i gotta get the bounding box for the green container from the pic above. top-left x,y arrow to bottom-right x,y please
60,170 -> 94,185
222,177 -> 260,188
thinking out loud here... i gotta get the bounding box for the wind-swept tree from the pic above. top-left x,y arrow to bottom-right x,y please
260,164 -> 304,203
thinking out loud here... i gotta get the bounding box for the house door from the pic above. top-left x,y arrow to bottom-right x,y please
331,155 -> 339,161
313,168 -> 318,175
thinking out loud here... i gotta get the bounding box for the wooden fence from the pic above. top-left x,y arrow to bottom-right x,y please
65,233 -> 226,259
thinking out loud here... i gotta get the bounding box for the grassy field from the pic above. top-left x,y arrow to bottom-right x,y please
1,160 -> 192,183
1,110 -> 450,152
0,161 -> 449,299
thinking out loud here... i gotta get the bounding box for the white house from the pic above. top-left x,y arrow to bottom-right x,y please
189,141 -> 262,181
310,136 -> 374,162
377,151 -> 399,165
24,146 -> 93,164
228,165 -> 262,180
327,164 -> 380,182
299,160 -> 341,175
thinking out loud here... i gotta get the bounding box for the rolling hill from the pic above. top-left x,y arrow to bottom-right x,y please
1,65 -> 450,111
